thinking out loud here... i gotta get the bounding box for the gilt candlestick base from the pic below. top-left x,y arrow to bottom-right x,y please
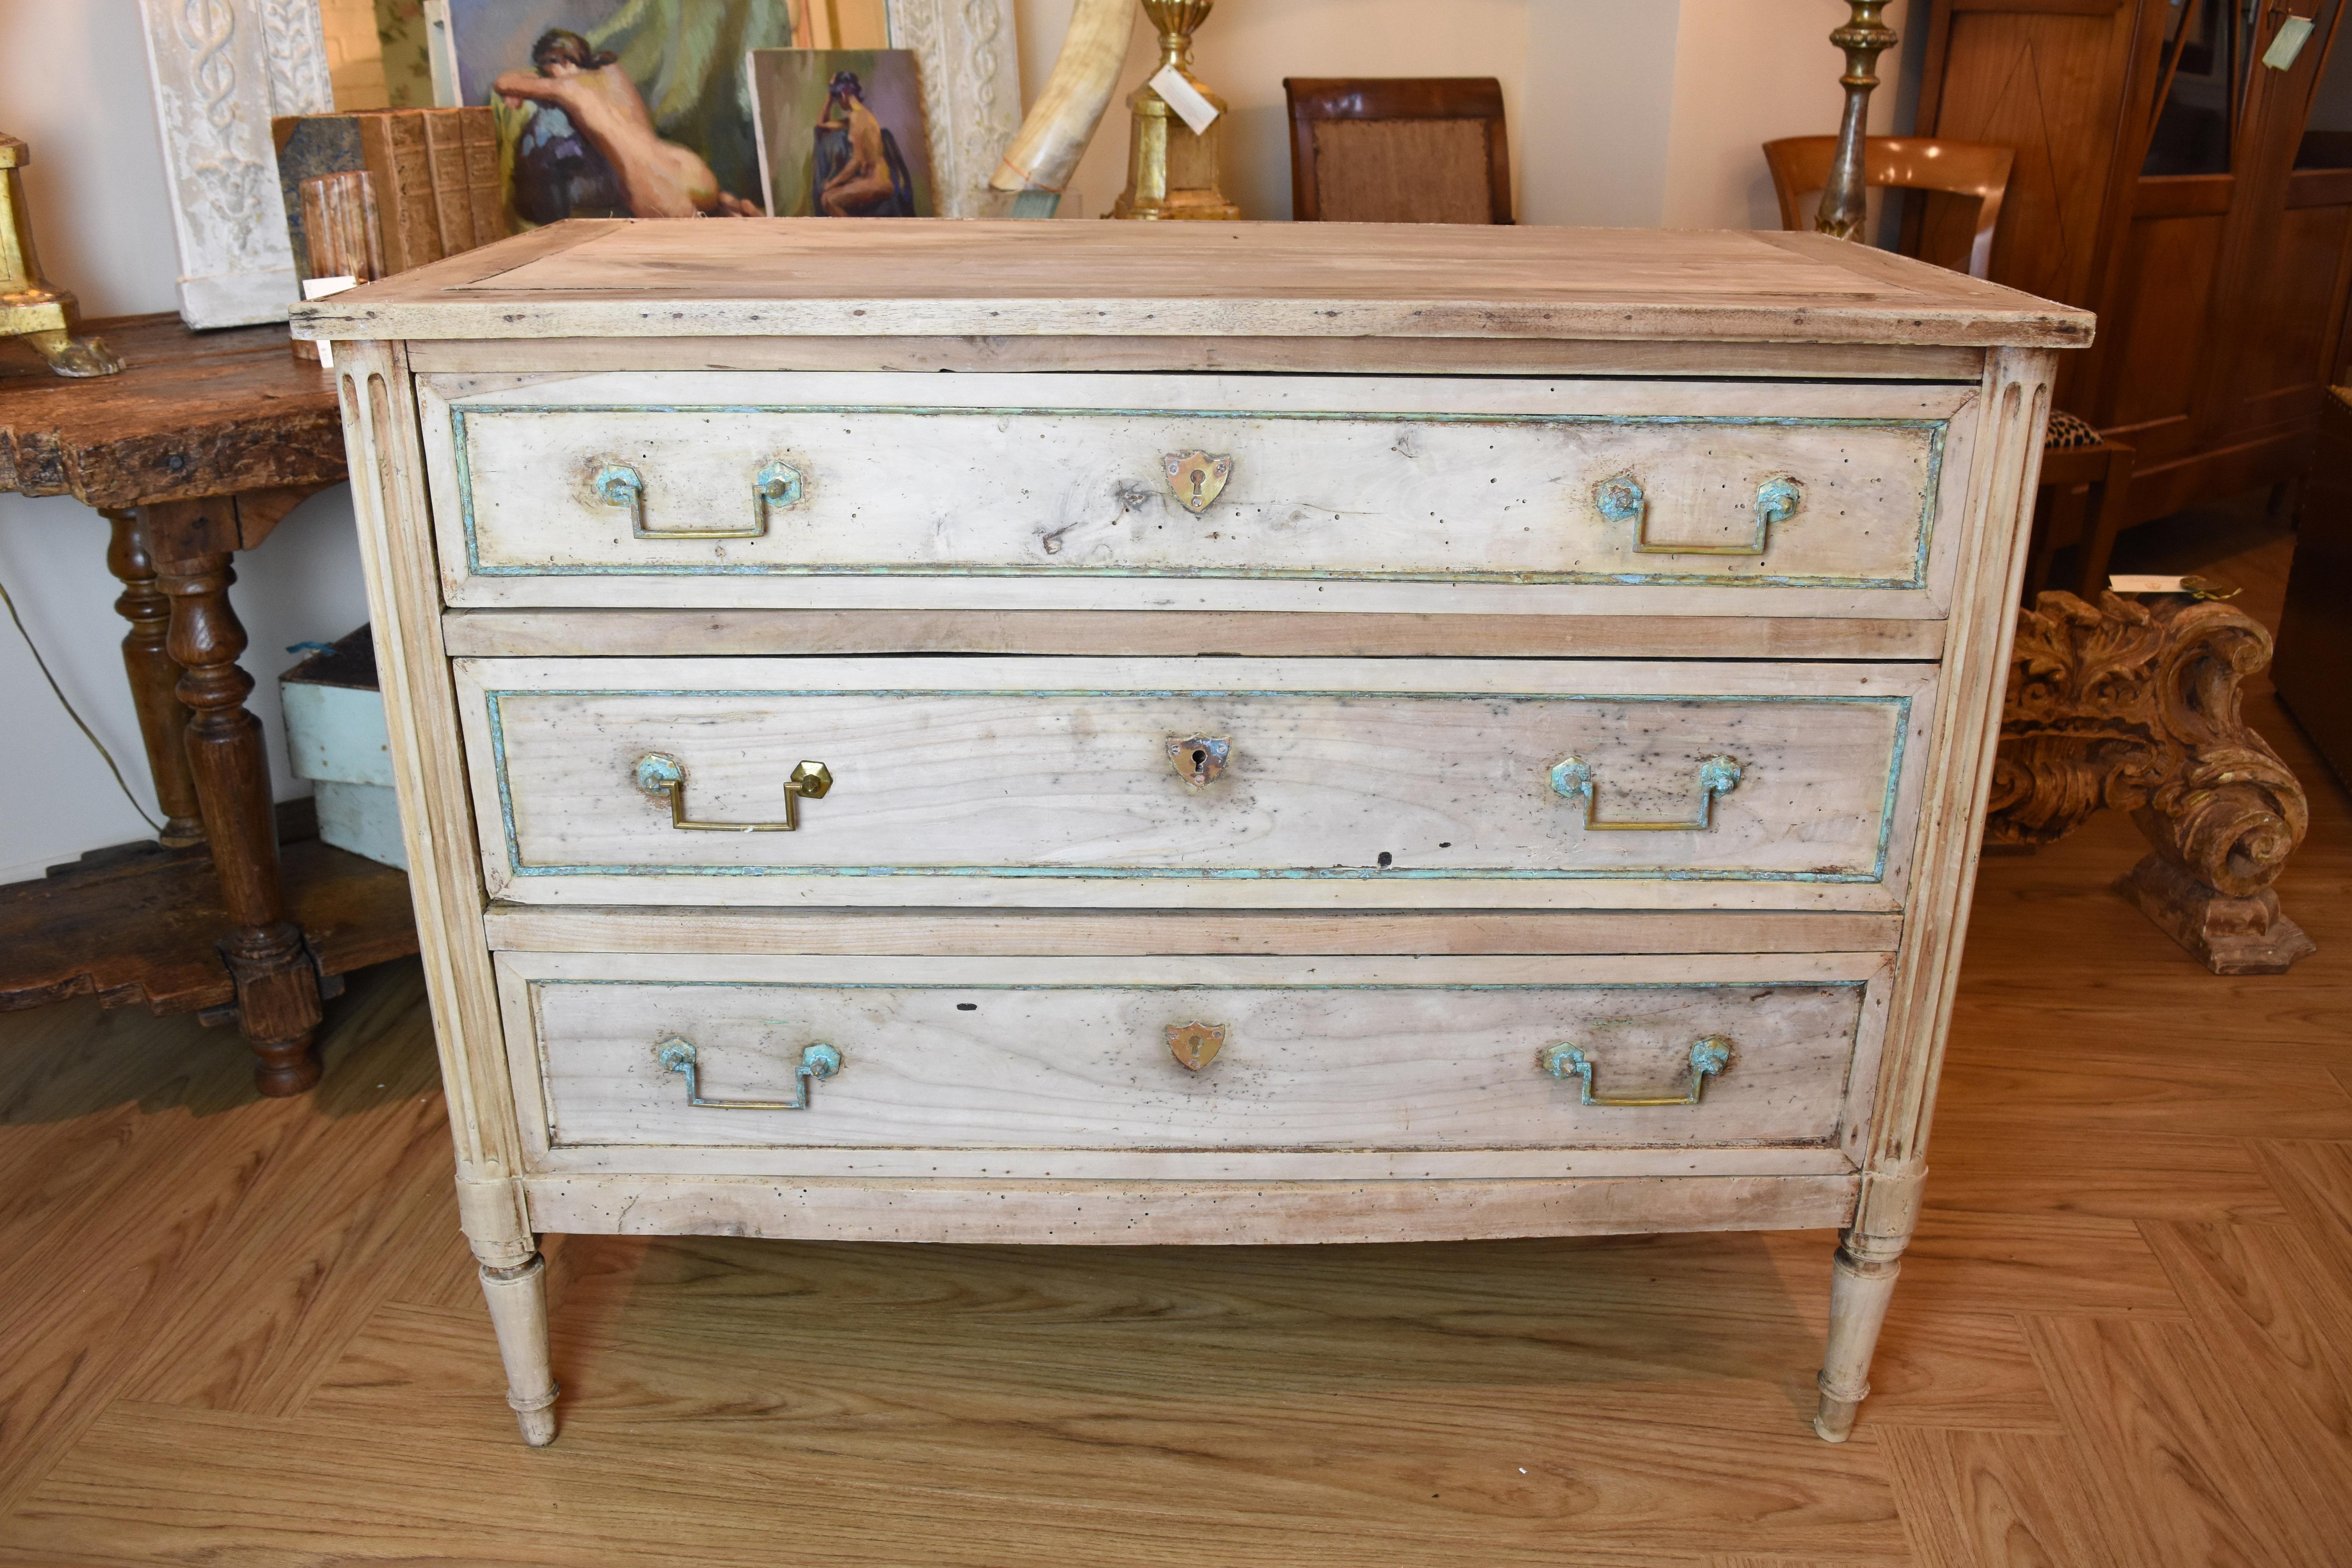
0,134 -> 121,378
1111,0 -> 1241,222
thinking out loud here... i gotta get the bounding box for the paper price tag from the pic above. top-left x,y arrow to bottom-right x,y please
1149,65 -> 1221,136
2264,14 -> 2314,71
2109,574 -> 2240,601
299,275 -> 359,368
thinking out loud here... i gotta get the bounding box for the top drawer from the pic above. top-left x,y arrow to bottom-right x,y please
419,371 -> 1980,618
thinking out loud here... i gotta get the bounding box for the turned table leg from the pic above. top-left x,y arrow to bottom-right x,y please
150,508 -> 325,1095
477,1245 -> 560,1447
1813,1228 -> 1906,1441
101,507 -> 205,847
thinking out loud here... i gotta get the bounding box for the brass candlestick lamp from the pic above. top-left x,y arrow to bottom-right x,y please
1815,1 -> 1897,241
1,134 -> 120,378
1111,0 -> 1241,221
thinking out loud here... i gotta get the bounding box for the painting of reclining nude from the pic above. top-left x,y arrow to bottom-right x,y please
749,49 -> 935,217
446,0 -> 797,224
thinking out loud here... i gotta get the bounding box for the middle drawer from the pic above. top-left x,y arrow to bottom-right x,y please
456,657 -> 1935,911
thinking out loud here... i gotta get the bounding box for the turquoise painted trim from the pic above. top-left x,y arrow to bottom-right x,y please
484,689 -> 1913,886
448,404 -> 1945,591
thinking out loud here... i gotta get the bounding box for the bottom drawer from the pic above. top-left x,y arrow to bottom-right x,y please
498,951 -> 1891,1181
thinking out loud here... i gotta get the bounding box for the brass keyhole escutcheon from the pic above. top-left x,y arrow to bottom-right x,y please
1168,735 -> 1231,788
1168,1022 -> 1225,1072
1162,450 -> 1232,514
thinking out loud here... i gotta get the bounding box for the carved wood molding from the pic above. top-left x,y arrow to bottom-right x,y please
136,0 -> 332,329
888,0 -> 1024,218
1990,590 -> 2315,973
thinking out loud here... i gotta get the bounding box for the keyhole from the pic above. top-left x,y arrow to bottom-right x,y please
1192,749 -> 1207,769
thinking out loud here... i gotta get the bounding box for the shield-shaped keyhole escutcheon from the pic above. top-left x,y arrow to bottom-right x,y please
1169,735 -> 1231,788
1168,1022 -> 1225,1073
1164,451 -> 1232,514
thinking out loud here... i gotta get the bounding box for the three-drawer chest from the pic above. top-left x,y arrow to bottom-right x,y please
296,219 -> 2091,1447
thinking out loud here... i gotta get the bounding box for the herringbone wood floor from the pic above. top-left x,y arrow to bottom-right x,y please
0,532 -> 2346,1566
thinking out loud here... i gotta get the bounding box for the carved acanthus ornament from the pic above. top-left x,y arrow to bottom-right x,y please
1990,590 -> 2315,973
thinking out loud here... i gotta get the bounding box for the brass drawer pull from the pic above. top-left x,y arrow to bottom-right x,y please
633,753 -> 833,832
594,459 -> 805,540
1539,1037 -> 1731,1106
1551,753 -> 1742,832
657,1036 -> 840,1110
1595,474 -> 1801,556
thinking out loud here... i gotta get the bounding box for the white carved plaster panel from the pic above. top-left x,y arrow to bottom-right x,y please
889,0 -> 1023,218
138,0 -> 332,328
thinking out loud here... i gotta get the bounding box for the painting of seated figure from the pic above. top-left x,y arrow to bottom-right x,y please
446,0 -> 796,225
749,48 -> 935,217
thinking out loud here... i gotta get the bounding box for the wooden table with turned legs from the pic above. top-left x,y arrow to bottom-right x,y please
0,314 -> 417,1092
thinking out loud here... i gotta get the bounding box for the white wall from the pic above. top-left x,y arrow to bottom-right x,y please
1520,1 -> 1683,227
1660,0 -> 1915,230
1014,0 -> 1535,222
0,0 -> 372,884
1012,0 -> 1914,226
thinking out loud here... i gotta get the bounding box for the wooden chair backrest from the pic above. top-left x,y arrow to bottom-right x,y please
1761,135 -> 2014,279
1283,78 -> 1512,225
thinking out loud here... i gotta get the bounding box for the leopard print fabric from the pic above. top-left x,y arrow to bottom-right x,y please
2044,410 -> 2103,449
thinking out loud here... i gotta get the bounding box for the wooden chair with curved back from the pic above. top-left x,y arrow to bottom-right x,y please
1765,133 -> 2128,600
1762,135 -> 2011,279
1284,78 -> 1512,225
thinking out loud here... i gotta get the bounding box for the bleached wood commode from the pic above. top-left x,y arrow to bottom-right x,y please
297,220 -> 2089,1447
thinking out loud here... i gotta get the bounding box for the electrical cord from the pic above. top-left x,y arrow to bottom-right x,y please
0,566 -> 166,835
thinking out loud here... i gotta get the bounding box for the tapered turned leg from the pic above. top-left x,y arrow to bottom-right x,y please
101,508 -> 204,847
477,1246 -> 559,1446
1813,1229 -> 1905,1441
153,530 -> 324,1095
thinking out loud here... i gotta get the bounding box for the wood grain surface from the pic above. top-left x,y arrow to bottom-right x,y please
290,220 -> 2096,347
437,608 -> 1950,662
404,333 -> 1991,382
494,950 -> 1890,1184
418,370 -> 1970,616
0,804 -> 415,1016
0,315 -> 346,509
454,655 -> 1935,912
0,530 -> 2339,1564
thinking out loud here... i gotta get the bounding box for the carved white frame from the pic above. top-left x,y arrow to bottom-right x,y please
886,0 -> 1024,218
137,0 -> 334,328
130,0 -> 1016,324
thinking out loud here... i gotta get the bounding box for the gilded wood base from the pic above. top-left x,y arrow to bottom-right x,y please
1989,590 -> 2312,974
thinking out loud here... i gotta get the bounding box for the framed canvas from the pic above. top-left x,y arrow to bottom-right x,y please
434,0 -> 795,223
749,49 -> 935,216
136,0 -> 335,327
423,0 -> 1018,219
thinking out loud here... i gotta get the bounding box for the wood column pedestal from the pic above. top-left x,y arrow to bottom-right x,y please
101,507 -> 206,848
1990,589 -> 2316,974
0,314 -> 419,1095
143,493 -> 330,1093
